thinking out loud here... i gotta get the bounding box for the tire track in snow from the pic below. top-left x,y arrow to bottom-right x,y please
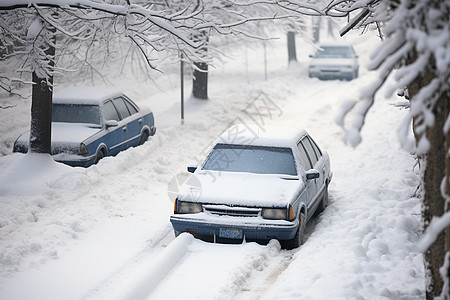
146,238 -> 287,300
235,216 -> 323,300
82,224 -> 175,300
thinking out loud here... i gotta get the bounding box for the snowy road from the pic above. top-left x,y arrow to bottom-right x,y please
0,29 -> 424,300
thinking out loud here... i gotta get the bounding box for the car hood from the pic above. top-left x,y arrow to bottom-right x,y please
16,123 -> 101,146
178,171 -> 304,207
310,58 -> 354,67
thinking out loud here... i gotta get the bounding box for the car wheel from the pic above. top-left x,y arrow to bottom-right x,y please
139,131 -> 149,145
94,148 -> 105,164
282,211 -> 306,250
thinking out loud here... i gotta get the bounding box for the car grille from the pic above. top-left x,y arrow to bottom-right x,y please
203,205 -> 261,217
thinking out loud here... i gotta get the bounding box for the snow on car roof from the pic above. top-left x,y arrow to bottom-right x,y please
53,87 -> 123,105
216,124 -> 307,148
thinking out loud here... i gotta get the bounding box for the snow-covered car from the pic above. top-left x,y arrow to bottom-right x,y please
170,125 -> 332,249
308,44 -> 359,80
13,87 -> 156,167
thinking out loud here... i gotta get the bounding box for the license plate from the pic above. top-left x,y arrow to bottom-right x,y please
219,228 -> 243,239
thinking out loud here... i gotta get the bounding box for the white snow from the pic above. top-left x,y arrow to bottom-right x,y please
178,171 -> 302,207
0,25 -> 424,300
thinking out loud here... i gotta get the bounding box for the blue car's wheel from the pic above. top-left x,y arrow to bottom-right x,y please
94,148 -> 105,164
139,131 -> 149,145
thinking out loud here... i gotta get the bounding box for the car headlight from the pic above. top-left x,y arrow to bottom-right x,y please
175,199 -> 203,214
80,143 -> 88,155
262,208 -> 287,220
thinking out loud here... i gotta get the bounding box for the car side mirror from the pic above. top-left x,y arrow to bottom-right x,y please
306,169 -> 320,180
309,54 -> 313,58
187,165 -> 197,173
105,120 -> 118,128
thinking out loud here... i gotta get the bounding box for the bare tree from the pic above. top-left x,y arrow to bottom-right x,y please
1,0 -> 221,152
157,0 -> 318,100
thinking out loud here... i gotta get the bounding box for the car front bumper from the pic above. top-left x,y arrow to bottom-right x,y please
170,213 -> 299,241
53,153 -> 96,168
309,70 -> 354,80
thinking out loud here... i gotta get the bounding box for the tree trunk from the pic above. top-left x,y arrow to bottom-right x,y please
327,18 -> 334,38
29,24 -> 55,154
408,54 -> 448,299
312,17 -> 321,43
287,31 -> 297,63
422,97 -> 447,299
192,31 -> 209,100
29,72 -> 53,153
192,62 -> 208,100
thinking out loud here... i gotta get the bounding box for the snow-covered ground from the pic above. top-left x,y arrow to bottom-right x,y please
0,26 -> 424,300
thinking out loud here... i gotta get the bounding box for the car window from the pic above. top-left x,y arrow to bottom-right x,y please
52,104 -> 101,125
297,142 -> 313,170
301,137 -> 318,166
308,136 -> 322,158
113,97 -> 131,119
103,100 -> 121,121
315,46 -> 352,58
124,97 -> 139,115
202,144 -> 298,176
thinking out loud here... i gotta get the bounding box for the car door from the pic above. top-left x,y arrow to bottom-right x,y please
112,96 -> 141,148
102,99 -> 128,155
304,136 -> 325,185
296,140 -> 317,217
300,136 -> 326,212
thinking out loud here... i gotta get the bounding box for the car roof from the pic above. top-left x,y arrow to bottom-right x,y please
53,87 -> 124,105
216,124 -> 307,148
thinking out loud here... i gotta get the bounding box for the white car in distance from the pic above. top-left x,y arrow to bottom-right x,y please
308,44 -> 359,81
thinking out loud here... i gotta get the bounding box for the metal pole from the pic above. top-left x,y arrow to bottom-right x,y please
263,42 -> 267,81
180,53 -> 184,123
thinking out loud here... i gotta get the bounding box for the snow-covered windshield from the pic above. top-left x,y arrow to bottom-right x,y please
315,46 -> 353,58
52,104 -> 101,125
202,144 -> 297,176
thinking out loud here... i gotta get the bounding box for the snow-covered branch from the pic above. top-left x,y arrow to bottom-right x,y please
336,0 -> 450,151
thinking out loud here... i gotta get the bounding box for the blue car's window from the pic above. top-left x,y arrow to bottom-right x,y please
202,144 -> 297,176
124,98 -> 138,115
315,46 -> 353,58
103,100 -> 121,121
113,97 -> 131,119
52,104 -> 101,125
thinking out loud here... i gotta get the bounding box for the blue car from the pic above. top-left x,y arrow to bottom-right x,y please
13,87 -> 156,167
170,125 -> 331,249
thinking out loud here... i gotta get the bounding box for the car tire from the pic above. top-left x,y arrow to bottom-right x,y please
139,131 -> 149,145
282,211 -> 306,250
94,148 -> 105,164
